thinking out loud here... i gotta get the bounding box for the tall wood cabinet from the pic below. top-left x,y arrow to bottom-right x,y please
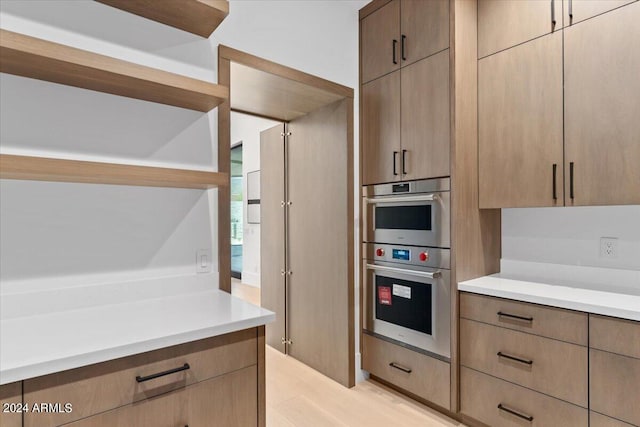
361,0 -> 450,185
479,1 -> 640,208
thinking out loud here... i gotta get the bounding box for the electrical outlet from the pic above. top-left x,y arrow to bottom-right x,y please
196,249 -> 211,273
599,237 -> 618,259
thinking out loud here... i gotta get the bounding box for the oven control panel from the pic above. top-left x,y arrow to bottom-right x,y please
392,248 -> 411,261
368,243 -> 450,270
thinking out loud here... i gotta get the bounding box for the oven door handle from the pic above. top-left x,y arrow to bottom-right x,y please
365,194 -> 439,204
366,263 -> 442,279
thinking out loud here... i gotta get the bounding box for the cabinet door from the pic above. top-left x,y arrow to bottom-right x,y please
564,3 -> 640,206
478,0 -> 562,58
400,50 -> 450,181
361,0 -> 400,84
564,0 -> 636,25
400,0 -> 449,66
0,382 -> 22,427
362,70 -> 401,185
479,33 -> 564,208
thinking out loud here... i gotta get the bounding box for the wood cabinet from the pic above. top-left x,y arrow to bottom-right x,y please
0,382 -> 22,427
479,32 -> 564,208
361,0 -> 400,84
563,3 -> 640,206
400,0 -> 449,67
478,0 -> 563,58
590,411 -> 636,427
563,0 -> 636,26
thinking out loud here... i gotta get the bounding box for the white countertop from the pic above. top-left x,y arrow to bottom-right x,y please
459,260 -> 640,321
0,276 -> 274,385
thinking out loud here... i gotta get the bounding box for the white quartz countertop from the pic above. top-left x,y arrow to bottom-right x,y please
459,260 -> 640,321
0,283 -> 274,385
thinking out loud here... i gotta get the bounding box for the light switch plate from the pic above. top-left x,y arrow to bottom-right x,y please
599,237 -> 618,259
196,249 -> 211,273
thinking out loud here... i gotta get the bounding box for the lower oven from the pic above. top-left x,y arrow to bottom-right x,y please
363,243 -> 451,360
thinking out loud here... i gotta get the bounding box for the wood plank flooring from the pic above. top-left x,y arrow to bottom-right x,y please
231,279 -> 464,427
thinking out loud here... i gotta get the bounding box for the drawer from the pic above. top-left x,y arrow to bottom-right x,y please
65,365 -> 257,427
25,328 -> 257,427
590,315 -> 640,358
590,349 -> 640,426
460,318 -> 588,407
362,333 -> 450,410
590,411 -> 636,427
461,367 -> 588,427
460,292 -> 588,345
0,382 -> 22,427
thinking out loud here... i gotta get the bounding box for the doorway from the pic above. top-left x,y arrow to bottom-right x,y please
230,142 -> 243,279
218,46 -> 355,387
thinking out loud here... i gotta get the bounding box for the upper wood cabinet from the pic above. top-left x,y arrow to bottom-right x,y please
479,33 -> 564,208
478,0 -> 562,58
563,2 -> 640,206
563,0 -> 636,26
360,0 -> 449,84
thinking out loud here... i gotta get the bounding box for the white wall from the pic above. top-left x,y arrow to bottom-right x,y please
502,206 -> 640,271
230,112 -> 281,287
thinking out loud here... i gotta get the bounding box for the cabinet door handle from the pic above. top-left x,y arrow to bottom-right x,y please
401,35 -> 407,61
569,0 -> 573,21
497,351 -> 533,366
498,403 -> 534,422
136,363 -> 190,383
497,311 -> 533,323
552,163 -> 557,200
402,149 -> 407,175
392,39 -> 398,64
570,161 -> 575,200
389,362 -> 412,373
551,0 -> 556,27
393,151 -> 399,176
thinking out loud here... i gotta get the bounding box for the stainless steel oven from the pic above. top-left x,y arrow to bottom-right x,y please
363,243 -> 451,359
363,178 -> 450,248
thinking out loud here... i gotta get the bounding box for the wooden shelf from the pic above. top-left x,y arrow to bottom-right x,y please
0,154 -> 228,189
0,29 -> 228,112
96,0 -> 229,38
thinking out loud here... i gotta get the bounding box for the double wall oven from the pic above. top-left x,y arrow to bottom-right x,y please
363,178 -> 451,360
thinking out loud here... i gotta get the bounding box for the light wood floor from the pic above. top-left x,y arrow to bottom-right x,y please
231,279 -> 464,427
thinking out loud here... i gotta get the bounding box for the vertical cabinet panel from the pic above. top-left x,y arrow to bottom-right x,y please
478,0 -> 562,58
361,0 -> 400,84
260,124 -> 287,353
400,0 -> 449,66
479,32 -> 564,208
362,71 -> 401,185
401,50 -> 450,181
0,382 -> 22,427
564,3 -> 640,206
564,0 -> 636,26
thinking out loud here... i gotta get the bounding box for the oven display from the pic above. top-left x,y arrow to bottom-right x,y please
392,249 -> 411,261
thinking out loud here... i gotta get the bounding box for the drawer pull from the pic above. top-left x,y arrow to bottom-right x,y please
136,363 -> 190,383
498,403 -> 534,422
389,362 -> 412,373
497,311 -> 533,323
497,351 -> 533,366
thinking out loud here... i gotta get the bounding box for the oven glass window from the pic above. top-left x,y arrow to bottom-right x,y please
375,275 -> 432,335
375,205 -> 431,230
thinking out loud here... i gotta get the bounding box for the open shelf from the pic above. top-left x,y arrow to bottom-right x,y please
0,154 -> 228,189
96,0 -> 229,38
0,29 -> 228,112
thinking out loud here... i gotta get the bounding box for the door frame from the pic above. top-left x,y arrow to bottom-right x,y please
217,46 -> 355,387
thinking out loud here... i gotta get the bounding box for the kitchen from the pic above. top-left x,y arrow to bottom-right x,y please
0,1 -> 638,427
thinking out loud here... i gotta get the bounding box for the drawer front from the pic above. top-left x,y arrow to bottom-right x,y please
591,411 -> 636,427
590,349 -> 640,426
362,333 -> 450,409
0,382 -> 22,427
65,365 -> 257,427
460,292 -> 588,345
25,328 -> 257,427
460,318 -> 588,407
590,315 -> 640,358
461,367 -> 588,427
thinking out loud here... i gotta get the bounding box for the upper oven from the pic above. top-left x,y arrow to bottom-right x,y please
363,178 -> 450,249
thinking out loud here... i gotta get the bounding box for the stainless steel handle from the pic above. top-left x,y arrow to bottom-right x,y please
389,362 -> 412,373
366,263 -> 441,279
498,403 -> 534,422
366,193 -> 439,204
551,0 -> 556,26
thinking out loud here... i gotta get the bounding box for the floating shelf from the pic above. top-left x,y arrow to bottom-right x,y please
0,29 -> 228,112
0,154 -> 228,189
96,0 -> 229,38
